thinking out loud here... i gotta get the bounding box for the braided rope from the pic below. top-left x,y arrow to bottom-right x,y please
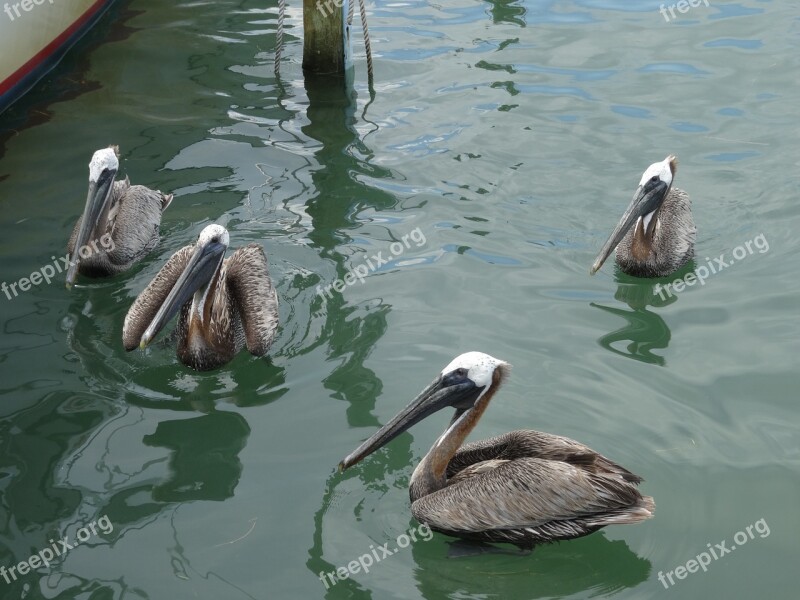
274,0 -> 285,75
357,0 -> 374,83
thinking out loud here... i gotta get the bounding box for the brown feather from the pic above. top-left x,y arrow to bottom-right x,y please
123,242 -> 278,371
68,180 -> 171,279
616,186 -> 695,277
122,246 -> 193,351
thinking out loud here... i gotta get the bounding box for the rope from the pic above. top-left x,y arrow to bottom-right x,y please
357,0 -> 374,84
274,0 -> 285,75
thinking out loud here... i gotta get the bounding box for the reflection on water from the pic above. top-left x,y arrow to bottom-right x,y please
143,412 -> 250,502
487,0 -> 527,28
300,72 -> 415,599
590,263 -> 703,366
411,533 -> 651,599
593,301 -> 671,366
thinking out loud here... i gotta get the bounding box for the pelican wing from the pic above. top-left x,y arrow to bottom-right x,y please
122,246 -> 193,350
224,244 -> 279,356
413,456 -> 653,545
655,187 -> 695,265
447,430 -> 643,483
105,184 -> 171,267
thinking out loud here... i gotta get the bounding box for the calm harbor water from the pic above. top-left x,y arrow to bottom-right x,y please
1,1 -> 798,599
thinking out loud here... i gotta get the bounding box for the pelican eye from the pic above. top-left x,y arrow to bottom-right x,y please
650,175 -> 659,183
442,367 -> 471,387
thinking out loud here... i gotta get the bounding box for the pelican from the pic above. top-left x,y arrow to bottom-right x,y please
122,224 -> 279,371
66,146 -> 173,288
590,155 -> 695,278
339,352 -> 654,550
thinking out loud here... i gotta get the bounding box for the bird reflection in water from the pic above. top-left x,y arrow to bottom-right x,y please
590,263 -> 697,365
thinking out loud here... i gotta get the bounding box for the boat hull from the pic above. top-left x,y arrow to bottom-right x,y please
0,0 -> 116,114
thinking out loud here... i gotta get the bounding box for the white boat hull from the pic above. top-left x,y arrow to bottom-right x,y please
0,0 -> 116,113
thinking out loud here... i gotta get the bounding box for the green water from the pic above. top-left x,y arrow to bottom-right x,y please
1,0 -> 798,598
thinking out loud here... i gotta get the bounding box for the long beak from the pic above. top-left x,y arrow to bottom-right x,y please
138,241 -> 226,349
590,180 -> 669,275
66,167 -> 117,288
338,377 -> 479,470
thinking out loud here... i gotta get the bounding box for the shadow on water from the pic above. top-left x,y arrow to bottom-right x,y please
591,262 -> 696,366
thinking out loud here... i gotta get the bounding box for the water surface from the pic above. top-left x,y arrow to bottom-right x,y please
0,0 -> 798,598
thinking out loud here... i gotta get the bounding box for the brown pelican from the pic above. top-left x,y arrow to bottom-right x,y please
122,224 -> 279,371
339,352 -> 654,549
590,155 -> 695,278
66,146 -> 173,288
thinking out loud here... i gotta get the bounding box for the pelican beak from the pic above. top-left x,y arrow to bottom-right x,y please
338,375 -> 481,470
138,239 -> 226,349
66,166 -> 117,288
590,178 -> 669,275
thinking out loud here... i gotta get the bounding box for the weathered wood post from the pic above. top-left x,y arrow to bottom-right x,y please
303,0 -> 352,75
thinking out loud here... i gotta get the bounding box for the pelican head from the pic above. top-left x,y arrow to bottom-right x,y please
66,146 -> 120,288
339,352 -> 511,470
138,224 -> 230,349
590,155 -> 677,275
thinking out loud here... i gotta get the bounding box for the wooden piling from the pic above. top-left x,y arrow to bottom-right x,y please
303,0 -> 348,75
